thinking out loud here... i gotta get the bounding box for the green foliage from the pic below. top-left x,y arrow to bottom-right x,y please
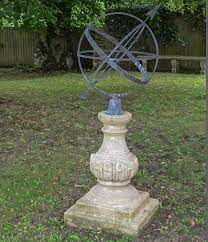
0,0 -> 105,29
0,0 -> 206,29
108,0 -> 206,45
71,0 -> 105,29
0,0 -> 58,28
107,0 -> 205,13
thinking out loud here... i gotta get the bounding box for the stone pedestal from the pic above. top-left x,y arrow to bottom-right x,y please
64,111 -> 159,236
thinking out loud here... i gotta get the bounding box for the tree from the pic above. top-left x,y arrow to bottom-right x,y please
0,0 -> 105,70
106,0 -> 206,13
0,0 -> 205,70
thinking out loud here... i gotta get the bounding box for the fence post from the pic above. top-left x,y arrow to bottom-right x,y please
142,60 -> 147,71
200,60 -> 205,74
171,59 -> 178,73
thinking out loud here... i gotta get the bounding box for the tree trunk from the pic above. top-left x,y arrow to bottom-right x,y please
61,27 -> 74,70
34,26 -> 76,71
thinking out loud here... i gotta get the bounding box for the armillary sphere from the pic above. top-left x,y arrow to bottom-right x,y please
77,6 -> 160,114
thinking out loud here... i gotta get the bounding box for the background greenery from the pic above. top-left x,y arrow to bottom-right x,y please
0,1 -> 205,69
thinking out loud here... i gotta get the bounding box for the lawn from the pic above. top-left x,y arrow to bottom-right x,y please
0,71 -> 206,241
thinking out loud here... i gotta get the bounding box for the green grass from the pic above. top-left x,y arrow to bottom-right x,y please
0,71 -> 206,241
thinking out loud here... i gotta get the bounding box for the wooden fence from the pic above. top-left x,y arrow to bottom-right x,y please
0,28 -> 37,67
0,16 -> 206,72
158,16 -> 205,73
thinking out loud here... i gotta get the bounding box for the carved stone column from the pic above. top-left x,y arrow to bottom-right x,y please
91,111 -> 138,186
64,111 -> 159,236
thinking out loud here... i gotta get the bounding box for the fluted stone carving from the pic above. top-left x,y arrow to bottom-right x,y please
90,112 -> 138,186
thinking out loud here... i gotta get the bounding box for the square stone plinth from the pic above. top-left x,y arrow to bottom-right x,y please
64,184 -> 159,236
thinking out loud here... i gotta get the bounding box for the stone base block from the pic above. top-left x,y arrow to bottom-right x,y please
64,184 -> 159,236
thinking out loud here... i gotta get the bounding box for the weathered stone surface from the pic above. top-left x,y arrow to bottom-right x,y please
64,184 -> 159,236
90,112 -> 138,187
64,111 -> 159,236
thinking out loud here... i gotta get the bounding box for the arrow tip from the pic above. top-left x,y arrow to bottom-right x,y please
146,4 -> 160,20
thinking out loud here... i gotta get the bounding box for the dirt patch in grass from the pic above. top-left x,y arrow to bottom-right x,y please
0,97 -> 13,106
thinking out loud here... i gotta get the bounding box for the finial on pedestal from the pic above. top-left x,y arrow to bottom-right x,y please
106,97 -> 124,115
